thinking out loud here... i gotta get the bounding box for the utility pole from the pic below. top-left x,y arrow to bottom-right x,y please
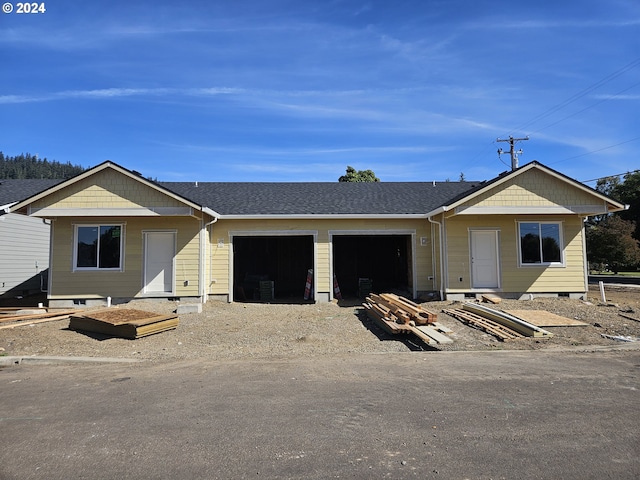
497,136 -> 529,170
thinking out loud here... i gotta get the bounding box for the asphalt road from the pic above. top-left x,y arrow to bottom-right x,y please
589,275 -> 640,285
1,349 -> 639,479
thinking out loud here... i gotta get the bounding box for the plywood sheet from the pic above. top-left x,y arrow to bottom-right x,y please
506,310 -> 589,327
69,308 -> 179,339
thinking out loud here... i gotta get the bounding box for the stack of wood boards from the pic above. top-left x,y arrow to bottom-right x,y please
69,308 -> 179,339
363,293 -> 452,345
0,308 -> 78,330
442,308 -> 524,341
443,302 -> 553,340
367,293 -> 437,325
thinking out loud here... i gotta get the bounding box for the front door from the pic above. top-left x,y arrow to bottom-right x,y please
470,230 -> 500,289
143,231 -> 175,295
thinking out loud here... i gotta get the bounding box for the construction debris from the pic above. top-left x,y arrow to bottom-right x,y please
69,308 -> 179,339
600,333 -> 639,342
363,293 -> 451,345
481,294 -> 502,304
461,302 -> 553,338
0,308 -> 79,330
443,308 -> 524,342
506,310 -> 589,327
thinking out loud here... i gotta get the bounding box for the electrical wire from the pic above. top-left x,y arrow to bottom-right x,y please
581,169 -> 640,184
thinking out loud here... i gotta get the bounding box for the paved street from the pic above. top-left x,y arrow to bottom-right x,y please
1,349 -> 639,479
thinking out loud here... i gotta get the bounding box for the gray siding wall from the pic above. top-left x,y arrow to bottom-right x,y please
0,214 -> 50,296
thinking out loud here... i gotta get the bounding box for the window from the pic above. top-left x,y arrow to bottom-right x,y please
75,225 -> 123,270
518,222 -> 562,266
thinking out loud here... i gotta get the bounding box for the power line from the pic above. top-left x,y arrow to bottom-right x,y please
530,80 -> 640,135
550,136 -> 640,166
509,56 -> 640,136
581,169 -> 640,184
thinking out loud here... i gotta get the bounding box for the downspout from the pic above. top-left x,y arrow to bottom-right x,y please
428,215 -> 445,301
41,219 -> 52,293
580,216 -> 589,298
201,208 -> 220,304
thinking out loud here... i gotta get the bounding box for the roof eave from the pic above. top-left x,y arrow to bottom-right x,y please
218,213 -> 429,220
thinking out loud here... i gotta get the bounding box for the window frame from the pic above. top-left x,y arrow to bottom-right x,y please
73,223 -> 125,271
517,221 -> 564,268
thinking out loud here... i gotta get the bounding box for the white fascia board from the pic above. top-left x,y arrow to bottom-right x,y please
202,207 -> 221,219
424,206 -> 448,218
1,202 -> 16,213
218,213 -> 428,220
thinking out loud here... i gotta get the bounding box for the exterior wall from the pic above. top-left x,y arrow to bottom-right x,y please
30,169 -> 185,210
443,213 -> 587,297
208,218 -> 435,301
467,169 -> 600,208
0,213 -> 50,296
48,216 -> 202,303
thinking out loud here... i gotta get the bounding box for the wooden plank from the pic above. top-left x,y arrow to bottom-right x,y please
0,309 -> 79,323
406,326 -> 433,345
0,315 -> 71,330
415,325 -> 453,344
482,295 -> 501,304
443,308 -> 524,341
432,322 -> 453,333
506,310 -> 589,327
462,303 -> 553,338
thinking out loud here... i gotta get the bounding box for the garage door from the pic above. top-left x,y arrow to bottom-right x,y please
332,235 -> 412,297
233,235 -> 313,301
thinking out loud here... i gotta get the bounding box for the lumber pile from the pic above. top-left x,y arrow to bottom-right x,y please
363,293 -> 452,345
0,308 -> 79,330
69,308 -> 179,339
367,293 -> 437,325
461,303 -> 553,338
443,302 -> 553,340
442,308 -> 524,341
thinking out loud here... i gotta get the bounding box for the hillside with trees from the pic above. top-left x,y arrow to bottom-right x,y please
0,152 -> 86,179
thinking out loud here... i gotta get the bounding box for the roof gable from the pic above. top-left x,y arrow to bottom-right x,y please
432,162 -> 626,216
9,161 -> 204,217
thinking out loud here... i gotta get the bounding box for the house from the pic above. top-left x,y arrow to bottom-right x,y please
0,179 -> 60,298
6,161 -> 625,308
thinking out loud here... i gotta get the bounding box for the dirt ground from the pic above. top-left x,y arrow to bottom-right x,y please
1,284 -> 638,361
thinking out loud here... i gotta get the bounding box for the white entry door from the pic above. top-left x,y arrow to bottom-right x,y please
470,230 -> 500,289
144,231 -> 176,295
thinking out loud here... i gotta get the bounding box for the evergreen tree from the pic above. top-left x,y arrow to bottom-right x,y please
0,152 -> 85,179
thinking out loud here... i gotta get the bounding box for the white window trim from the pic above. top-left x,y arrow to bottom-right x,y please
72,223 -> 125,272
517,221 -> 565,268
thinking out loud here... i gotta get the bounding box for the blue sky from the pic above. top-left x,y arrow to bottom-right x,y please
1,0 -> 639,184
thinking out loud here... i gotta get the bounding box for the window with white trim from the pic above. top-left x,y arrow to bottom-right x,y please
74,224 -> 123,270
518,222 -> 563,266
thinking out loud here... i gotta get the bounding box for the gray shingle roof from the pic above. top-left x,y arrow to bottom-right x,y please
160,181 -> 479,215
1,174 -> 480,216
0,179 -> 62,207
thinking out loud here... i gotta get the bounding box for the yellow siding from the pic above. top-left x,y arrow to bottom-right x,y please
443,214 -> 586,293
208,218 -> 434,298
49,216 -> 202,299
32,169 -> 185,210
465,169 -> 600,208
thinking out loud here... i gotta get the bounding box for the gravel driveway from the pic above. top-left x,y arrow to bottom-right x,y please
1,284 -> 639,362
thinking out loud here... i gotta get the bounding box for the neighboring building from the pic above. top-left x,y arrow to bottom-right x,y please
7,161 -> 625,307
0,179 -> 60,298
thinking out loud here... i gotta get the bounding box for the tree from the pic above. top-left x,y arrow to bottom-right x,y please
610,171 -> 640,242
0,152 -> 85,179
338,166 -> 380,182
586,215 -> 640,273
